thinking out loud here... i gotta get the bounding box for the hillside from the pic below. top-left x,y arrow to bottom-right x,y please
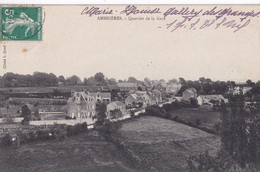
118,116 -> 221,171
0,116 -> 221,171
0,131 -> 131,172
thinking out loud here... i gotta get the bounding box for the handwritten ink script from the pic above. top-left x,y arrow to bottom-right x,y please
81,5 -> 260,33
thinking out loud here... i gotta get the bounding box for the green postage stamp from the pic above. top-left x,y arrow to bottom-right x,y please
0,6 -> 42,41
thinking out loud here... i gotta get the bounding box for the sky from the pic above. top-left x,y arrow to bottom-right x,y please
1,5 -> 260,82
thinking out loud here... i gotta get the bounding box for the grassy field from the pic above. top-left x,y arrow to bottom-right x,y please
0,115 -> 221,171
168,108 -> 221,131
118,116 -> 220,171
0,131 -> 132,172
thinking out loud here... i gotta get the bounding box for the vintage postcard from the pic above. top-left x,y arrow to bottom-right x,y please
0,4 -> 260,171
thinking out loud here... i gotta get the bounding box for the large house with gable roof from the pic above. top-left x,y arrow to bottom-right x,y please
67,91 -> 111,119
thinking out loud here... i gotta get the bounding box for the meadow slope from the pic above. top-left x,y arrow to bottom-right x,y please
118,116 -> 221,171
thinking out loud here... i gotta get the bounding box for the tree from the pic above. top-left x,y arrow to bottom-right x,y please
177,85 -> 189,96
130,110 -> 135,118
98,120 -> 122,140
84,76 -> 97,86
179,77 -> 186,85
94,72 -> 105,85
66,75 -> 82,85
187,97 -> 260,171
1,133 -> 12,146
168,79 -> 177,84
95,102 -> 107,126
189,98 -> 198,107
58,75 -> 66,83
246,79 -> 255,87
219,95 -> 257,168
21,105 -> 31,125
106,78 -> 117,85
144,77 -> 152,87
192,81 -> 202,93
53,127 -> 67,142
127,77 -> 138,83
145,105 -> 163,117
33,72 -> 58,86
110,109 -> 123,119
202,83 -> 212,94
199,77 -> 206,84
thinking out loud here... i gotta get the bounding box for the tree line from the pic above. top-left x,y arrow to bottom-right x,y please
1,72 -> 111,87
1,72 -> 260,97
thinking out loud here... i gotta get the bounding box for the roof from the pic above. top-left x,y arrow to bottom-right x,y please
113,101 -> 125,106
129,90 -> 136,94
107,101 -> 126,110
198,95 -> 225,100
135,91 -> 148,96
68,91 -> 111,103
130,93 -> 138,100
118,83 -> 137,88
89,92 -> 111,99
185,87 -> 197,93
108,84 -> 120,90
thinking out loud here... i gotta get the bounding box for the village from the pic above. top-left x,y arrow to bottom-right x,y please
0,73 -> 259,171
0,73 -> 257,132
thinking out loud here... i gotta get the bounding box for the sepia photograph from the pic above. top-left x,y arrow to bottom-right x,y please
0,4 -> 260,171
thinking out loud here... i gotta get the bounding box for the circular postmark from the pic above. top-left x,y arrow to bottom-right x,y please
1,6 -> 45,41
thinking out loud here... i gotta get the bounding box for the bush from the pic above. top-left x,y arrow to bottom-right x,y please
173,115 -> 179,120
66,125 -> 76,136
186,149 -> 255,172
1,133 -> 12,146
145,105 -> 164,117
190,98 -> 198,107
98,120 -> 122,140
27,131 -> 37,142
74,123 -> 87,134
21,119 -> 29,125
65,116 -> 71,119
130,110 -> 135,118
36,129 -> 51,140
196,119 -> 201,126
53,127 -> 67,141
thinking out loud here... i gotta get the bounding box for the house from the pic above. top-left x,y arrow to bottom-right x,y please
151,89 -> 162,104
67,91 -> 96,119
197,95 -> 228,107
118,83 -> 138,92
106,101 -> 126,119
165,84 -> 182,95
232,86 -> 252,95
233,86 -> 242,95
135,91 -> 155,107
125,91 -> 157,108
125,94 -> 139,107
89,92 -> 111,104
182,88 -> 197,102
67,91 -> 111,119
242,87 -> 252,95
108,84 -> 120,92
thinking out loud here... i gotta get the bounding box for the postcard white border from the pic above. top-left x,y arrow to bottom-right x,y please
0,0 -> 260,5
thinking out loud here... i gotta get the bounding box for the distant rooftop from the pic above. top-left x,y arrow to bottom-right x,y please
118,83 -> 138,88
